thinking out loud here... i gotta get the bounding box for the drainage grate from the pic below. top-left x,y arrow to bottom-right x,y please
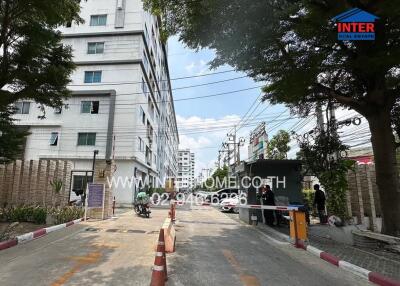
127,230 -> 146,234
85,227 -> 100,232
179,220 -> 236,226
146,230 -> 159,235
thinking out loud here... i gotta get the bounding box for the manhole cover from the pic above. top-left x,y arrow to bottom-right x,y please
147,230 -> 159,234
127,230 -> 146,234
85,228 -> 100,232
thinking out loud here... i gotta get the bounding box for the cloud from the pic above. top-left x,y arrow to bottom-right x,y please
179,134 -> 211,150
177,114 -> 242,178
184,62 -> 196,72
183,60 -> 210,77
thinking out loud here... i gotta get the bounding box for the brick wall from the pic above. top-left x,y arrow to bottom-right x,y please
346,164 -> 381,231
0,160 -> 73,207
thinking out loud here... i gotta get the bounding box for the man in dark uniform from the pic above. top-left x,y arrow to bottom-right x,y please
313,184 -> 326,224
262,185 -> 275,226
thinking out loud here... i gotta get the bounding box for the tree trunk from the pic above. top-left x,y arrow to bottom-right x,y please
367,109 -> 400,236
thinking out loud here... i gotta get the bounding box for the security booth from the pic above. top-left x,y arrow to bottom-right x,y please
235,159 -> 304,225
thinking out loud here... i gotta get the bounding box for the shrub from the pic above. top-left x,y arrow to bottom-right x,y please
32,207 -> 47,224
49,207 -> 84,225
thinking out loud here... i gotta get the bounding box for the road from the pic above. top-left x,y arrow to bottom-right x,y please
0,205 -> 370,285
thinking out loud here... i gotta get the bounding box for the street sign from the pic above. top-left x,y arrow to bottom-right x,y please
88,183 -> 104,208
84,183 -> 106,221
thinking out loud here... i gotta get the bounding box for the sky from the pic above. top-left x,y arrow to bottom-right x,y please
166,36 -> 371,179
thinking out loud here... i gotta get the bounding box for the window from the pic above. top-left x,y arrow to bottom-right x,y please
14,102 -> 30,114
138,137 -> 144,153
88,42 -> 104,54
72,175 -> 93,194
81,101 -> 99,114
77,133 -> 96,146
54,107 -> 62,114
50,132 -> 59,146
84,71 -> 102,83
140,107 -> 145,125
143,52 -> 149,71
141,77 -> 148,94
90,15 -> 107,26
66,21 -> 72,28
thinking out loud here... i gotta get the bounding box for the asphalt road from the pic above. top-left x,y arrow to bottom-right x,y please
0,205 -> 371,286
167,205 -> 370,286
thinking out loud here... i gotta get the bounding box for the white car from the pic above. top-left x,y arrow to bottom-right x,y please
220,197 -> 240,213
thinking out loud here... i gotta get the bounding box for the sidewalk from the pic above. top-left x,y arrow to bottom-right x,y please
308,229 -> 400,281
226,213 -> 400,282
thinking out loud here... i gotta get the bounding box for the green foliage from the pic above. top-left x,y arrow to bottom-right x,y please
0,0 -> 83,162
202,165 -> 229,191
266,130 -> 291,159
0,111 -> 30,163
297,127 -> 355,219
49,207 -> 84,225
0,206 -> 47,224
149,187 -> 166,195
212,165 -> 229,181
302,189 -> 316,216
32,208 -> 47,224
50,179 -> 63,194
0,205 -> 83,225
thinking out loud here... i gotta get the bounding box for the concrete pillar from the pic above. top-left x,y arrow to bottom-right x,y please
366,165 -> 377,231
355,166 -> 365,225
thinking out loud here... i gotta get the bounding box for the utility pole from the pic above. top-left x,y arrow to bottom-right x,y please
233,126 -> 237,165
316,102 -> 324,132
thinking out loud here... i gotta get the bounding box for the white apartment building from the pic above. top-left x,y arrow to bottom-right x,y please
177,150 -> 195,191
12,0 -> 179,206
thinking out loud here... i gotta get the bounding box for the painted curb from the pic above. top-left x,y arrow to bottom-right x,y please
258,225 -> 400,286
0,238 -> 17,251
368,272 -> 400,286
301,242 -> 400,286
0,218 -> 83,251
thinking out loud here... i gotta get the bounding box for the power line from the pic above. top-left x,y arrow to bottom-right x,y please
68,75 -> 249,88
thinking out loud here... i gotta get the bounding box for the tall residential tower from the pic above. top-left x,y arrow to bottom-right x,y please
12,0 -> 179,206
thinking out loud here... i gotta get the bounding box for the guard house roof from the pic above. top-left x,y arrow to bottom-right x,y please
332,8 -> 379,23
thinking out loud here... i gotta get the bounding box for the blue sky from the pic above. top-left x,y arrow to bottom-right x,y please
166,36 -> 367,178
167,36 -> 301,177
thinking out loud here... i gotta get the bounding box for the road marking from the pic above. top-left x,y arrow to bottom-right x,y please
51,250 -> 102,286
222,249 -> 261,286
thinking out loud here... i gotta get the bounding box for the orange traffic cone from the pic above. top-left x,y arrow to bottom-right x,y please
150,229 -> 167,286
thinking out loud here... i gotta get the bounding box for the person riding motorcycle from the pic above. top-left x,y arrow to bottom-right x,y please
135,190 -> 151,216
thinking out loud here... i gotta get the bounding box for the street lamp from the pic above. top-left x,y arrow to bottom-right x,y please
92,150 -> 99,183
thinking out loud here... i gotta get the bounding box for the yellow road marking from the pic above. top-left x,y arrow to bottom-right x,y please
51,250 -> 102,286
222,249 -> 261,286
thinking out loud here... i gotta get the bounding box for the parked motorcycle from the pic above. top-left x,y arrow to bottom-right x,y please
134,202 -> 151,218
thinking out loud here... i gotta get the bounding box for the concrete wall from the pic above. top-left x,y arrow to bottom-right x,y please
0,160 -> 73,207
346,164 -> 382,232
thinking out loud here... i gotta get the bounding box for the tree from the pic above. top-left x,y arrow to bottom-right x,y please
144,0 -> 400,236
296,121 -> 354,220
0,0 -> 83,162
266,130 -> 291,159
202,165 -> 229,191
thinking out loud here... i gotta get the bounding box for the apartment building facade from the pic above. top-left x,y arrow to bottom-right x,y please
176,150 -> 195,191
12,0 -> 179,206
